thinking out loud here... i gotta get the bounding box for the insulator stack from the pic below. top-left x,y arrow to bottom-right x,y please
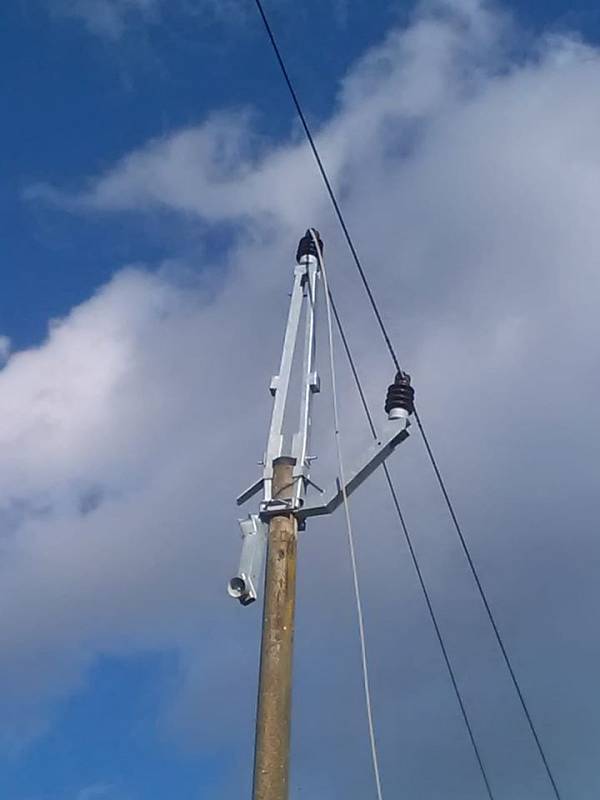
385,372 -> 415,419
296,228 -> 324,262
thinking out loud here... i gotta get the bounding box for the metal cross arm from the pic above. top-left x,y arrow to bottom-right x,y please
230,417 -> 409,605
298,416 -> 410,522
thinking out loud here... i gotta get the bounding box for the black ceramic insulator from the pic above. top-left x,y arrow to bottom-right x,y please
296,229 -> 324,263
385,372 -> 415,415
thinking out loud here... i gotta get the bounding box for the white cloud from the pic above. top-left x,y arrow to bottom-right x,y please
35,1 -> 508,225
12,0 -> 600,794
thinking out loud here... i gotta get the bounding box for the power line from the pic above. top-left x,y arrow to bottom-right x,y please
328,290 -> 495,800
413,412 -> 563,800
252,2 -> 563,797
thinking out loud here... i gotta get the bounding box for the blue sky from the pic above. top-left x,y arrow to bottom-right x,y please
3,1 -> 600,799
2,0 -> 400,350
2,0 -> 599,350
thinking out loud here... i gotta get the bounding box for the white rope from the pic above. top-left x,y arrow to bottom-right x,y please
310,230 -> 385,800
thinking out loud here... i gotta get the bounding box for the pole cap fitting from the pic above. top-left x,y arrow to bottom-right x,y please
296,229 -> 324,263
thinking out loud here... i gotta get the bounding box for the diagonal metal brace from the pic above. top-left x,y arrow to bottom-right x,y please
298,418 -> 410,521
237,477 -> 264,507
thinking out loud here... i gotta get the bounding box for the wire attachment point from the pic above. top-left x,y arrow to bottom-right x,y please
296,228 -> 324,262
385,372 -> 415,419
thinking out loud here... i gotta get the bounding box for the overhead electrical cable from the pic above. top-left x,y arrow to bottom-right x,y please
414,411 -> 563,800
252,3 -> 563,798
311,230 -> 385,800
327,290 -> 495,800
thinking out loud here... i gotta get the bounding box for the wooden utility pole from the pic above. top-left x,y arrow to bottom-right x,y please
252,456 -> 298,800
